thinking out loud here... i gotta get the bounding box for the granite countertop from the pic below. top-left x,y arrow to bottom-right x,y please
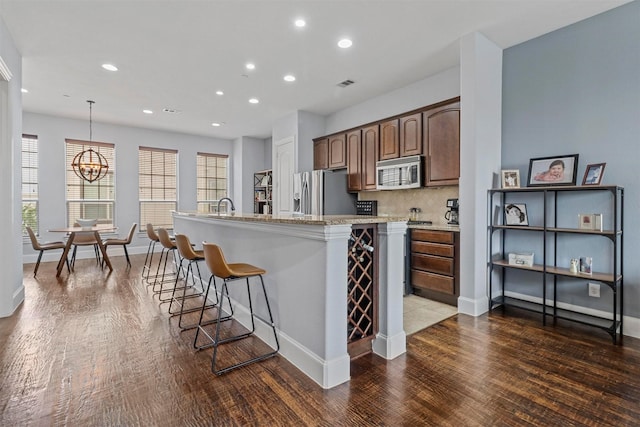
173,211 -> 407,226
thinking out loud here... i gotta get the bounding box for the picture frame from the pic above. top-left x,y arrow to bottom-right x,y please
501,169 -> 520,189
582,162 -> 606,186
578,213 -> 603,231
504,203 -> 529,226
527,154 -> 579,187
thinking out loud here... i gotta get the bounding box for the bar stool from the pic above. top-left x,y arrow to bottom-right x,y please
169,234 -> 216,331
197,242 -> 279,375
153,228 -> 182,301
142,223 -> 160,283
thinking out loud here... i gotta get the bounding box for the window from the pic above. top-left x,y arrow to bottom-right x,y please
22,134 -> 38,235
196,152 -> 229,213
139,147 -> 177,229
65,139 -> 115,226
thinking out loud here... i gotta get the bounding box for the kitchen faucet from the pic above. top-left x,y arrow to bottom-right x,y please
217,197 -> 235,214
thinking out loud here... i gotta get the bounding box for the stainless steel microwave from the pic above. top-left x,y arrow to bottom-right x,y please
376,155 -> 422,190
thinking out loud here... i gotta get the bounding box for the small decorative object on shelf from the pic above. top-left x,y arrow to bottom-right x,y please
582,163 -> 606,186
508,252 -> 534,267
527,153 -> 579,187
578,213 -> 603,231
504,203 -> 528,226
580,257 -> 593,275
569,258 -> 579,274
501,169 -> 520,189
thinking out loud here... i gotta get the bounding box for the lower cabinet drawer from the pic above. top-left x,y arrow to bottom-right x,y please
411,241 -> 454,257
411,270 -> 455,294
411,254 -> 454,276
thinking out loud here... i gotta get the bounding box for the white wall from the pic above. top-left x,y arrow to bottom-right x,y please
22,112 -> 237,261
0,15 -> 24,317
324,67 -> 460,134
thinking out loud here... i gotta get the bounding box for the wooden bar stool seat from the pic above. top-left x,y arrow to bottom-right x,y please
195,242 -> 279,375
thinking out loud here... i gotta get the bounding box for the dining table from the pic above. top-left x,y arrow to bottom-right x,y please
49,224 -> 118,276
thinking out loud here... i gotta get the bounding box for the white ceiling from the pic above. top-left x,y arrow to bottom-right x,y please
0,0 -> 630,140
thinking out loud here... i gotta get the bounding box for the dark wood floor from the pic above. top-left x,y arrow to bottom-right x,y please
1,254 -> 639,426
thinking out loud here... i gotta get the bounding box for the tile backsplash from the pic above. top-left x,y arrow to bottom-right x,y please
359,186 -> 459,226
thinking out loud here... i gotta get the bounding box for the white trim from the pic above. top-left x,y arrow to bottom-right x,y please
0,56 -> 12,81
504,290 -> 639,339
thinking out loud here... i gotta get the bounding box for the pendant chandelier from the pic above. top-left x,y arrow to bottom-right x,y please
71,100 -> 109,183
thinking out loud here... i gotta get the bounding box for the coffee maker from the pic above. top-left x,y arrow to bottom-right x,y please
445,198 -> 459,225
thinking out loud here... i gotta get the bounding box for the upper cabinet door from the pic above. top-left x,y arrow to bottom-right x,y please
328,134 -> 347,169
423,101 -> 460,186
346,130 -> 362,191
313,138 -> 329,170
361,125 -> 379,190
379,119 -> 399,160
400,113 -> 422,157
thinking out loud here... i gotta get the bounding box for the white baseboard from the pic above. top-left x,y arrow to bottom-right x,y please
503,290 -> 639,339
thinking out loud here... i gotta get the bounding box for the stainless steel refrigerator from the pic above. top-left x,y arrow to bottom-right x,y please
293,169 -> 357,215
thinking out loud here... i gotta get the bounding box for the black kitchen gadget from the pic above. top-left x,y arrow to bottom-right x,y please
356,200 -> 377,216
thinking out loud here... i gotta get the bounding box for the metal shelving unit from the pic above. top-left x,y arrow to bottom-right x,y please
253,170 -> 272,214
487,185 -> 624,343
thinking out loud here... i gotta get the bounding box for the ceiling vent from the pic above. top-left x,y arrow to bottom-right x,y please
337,79 -> 355,88
162,107 -> 181,114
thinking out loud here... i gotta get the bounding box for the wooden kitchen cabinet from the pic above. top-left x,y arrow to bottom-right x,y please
347,125 -> 378,192
400,113 -> 422,157
313,138 -> 329,170
328,134 -> 347,169
379,119 -> 399,160
423,101 -> 460,186
314,134 -> 346,170
410,228 -> 459,306
346,130 -> 362,191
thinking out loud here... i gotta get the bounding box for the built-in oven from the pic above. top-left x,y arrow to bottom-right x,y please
376,155 -> 422,190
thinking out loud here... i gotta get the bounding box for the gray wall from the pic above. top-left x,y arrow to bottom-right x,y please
502,1 -> 639,316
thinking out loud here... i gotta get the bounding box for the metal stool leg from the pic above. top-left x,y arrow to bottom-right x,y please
193,276 -> 234,350
211,274 -> 280,375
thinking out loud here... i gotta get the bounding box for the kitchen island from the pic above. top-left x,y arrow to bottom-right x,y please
173,211 -> 407,389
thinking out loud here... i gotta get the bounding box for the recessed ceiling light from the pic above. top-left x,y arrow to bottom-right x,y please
249,98 -> 259,104
102,63 -> 118,71
245,63 -> 256,70
143,109 -> 153,114
21,88 -> 28,93
294,18 -> 306,28
338,38 -> 353,49
216,90 -> 224,96
284,74 -> 296,82
211,122 -> 222,127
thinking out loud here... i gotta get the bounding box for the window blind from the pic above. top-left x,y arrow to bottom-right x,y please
22,134 -> 39,235
65,139 -> 115,227
139,146 -> 177,229
196,152 -> 228,213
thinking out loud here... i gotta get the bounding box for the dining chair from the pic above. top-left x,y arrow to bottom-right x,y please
70,226 -> 101,268
26,226 -> 70,277
102,223 -> 137,267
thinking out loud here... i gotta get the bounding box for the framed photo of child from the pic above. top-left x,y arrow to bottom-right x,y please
527,154 -> 579,187
504,203 -> 529,226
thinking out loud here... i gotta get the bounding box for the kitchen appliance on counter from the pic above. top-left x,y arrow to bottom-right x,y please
293,169 -> 357,215
376,155 -> 422,190
445,198 -> 459,225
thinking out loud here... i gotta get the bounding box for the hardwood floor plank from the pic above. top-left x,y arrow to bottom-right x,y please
1,255 -> 639,426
